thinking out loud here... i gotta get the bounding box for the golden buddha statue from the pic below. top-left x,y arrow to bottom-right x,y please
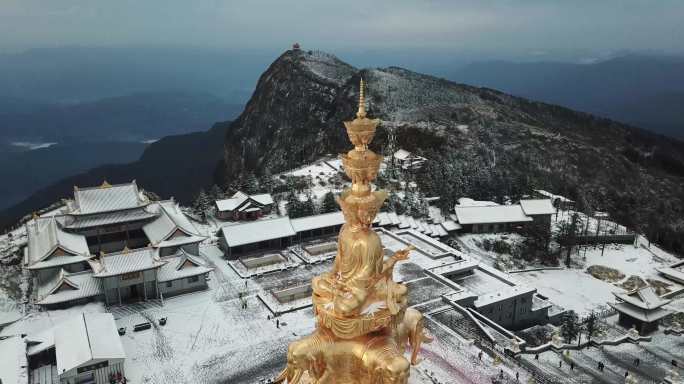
276,79 -> 432,384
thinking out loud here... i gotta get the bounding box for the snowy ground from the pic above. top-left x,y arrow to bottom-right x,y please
281,157 -> 346,202
454,211 -> 682,318
514,240 -> 682,317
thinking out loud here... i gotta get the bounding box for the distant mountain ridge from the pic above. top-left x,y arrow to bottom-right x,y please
452,54 -> 684,138
0,142 -> 147,210
0,122 -> 230,229
3,49 -> 683,254
0,91 -> 242,144
0,46 -> 273,104
219,49 -> 684,253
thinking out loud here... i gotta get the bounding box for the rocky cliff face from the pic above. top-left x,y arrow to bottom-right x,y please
221,49 -> 684,254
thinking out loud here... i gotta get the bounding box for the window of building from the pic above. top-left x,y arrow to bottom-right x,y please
166,281 -> 172,288
188,275 -> 199,283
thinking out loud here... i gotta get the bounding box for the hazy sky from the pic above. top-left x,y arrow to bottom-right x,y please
1,0 -> 683,61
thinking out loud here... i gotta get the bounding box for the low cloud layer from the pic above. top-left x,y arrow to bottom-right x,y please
1,0 -> 683,60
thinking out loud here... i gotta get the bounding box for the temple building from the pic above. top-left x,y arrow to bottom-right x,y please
393,148 -> 426,170
609,286 -> 674,334
215,191 -> 274,221
61,181 -> 157,254
25,181 -> 211,308
454,198 -> 555,234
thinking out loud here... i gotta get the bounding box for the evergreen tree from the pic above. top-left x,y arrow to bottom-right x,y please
259,169 -> 275,194
193,188 -> 211,222
561,311 -> 580,344
286,192 -> 302,218
301,196 -> 316,217
245,173 -> 260,194
583,311 -> 600,343
321,191 -> 338,213
209,184 -> 225,201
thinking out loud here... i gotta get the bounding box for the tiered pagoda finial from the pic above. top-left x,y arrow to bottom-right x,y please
276,80 -> 431,384
357,78 -> 367,118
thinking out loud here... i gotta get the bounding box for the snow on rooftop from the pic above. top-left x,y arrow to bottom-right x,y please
73,181 -> 146,215
27,217 -> 90,266
456,197 -> 499,207
91,247 -> 165,277
36,271 -> 103,305
534,189 -> 574,203
614,286 -> 671,310
519,199 -> 556,215
0,336 -> 27,384
54,312 -> 125,374
216,192 -> 274,212
221,216 -> 296,247
156,251 -> 213,283
455,204 -> 533,225
143,200 -> 203,244
290,211 -> 344,233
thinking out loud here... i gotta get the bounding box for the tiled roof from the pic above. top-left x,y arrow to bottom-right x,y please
613,286 -> 671,310
520,199 -> 556,215
156,250 -> 213,283
72,181 -> 146,215
91,247 -> 165,277
27,217 -> 90,266
143,201 -> 204,244
36,271 -> 102,305
290,211 -> 345,232
608,302 -> 673,323
455,205 -> 533,225
53,313 -> 126,374
28,254 -> 93,271
215,191 -> 274,212
220,216 -> 296,247
60,208 -> 157,229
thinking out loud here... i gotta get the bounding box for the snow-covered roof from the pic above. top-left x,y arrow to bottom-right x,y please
27,217 -> 90,268
441,220 -> 462,232
394,149 -> 411,160
215,191 -> 274,212
72,181 -> 147,215
60,208 -> 158,229
90,247 -> 165,278
474,285 -> 536,307
216,197 -> 244,212
36,271 -> 102,305
290,211 -> 345,232
143,201 -> 204,245
220,217 -> 296,247
456,198 -> 499,207
519,199 -> 556,216
0,336 -> 27,384
26,328 -> 55,356
251,193 -> 274,206
657,261 -> 684,284
608,302 -> 673,323
156,250 -> 213,283
53,313 -> 125,374
455,205 -> 533,225
534,190 -> 574,203
613,286 -> 671,310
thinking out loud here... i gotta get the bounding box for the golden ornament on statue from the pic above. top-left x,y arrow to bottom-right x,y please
275,79 -> 432,384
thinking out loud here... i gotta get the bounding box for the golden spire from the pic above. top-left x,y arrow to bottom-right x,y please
100,180 -> 112,189
356,78 -> 366,118
276,77 -> 431,384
